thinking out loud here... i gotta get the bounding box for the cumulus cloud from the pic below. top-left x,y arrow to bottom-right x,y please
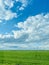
0,0 -> 32,23
12,13 -> 49,50
0,0 -> 30,22
0,0 -> 17,22
0,13 -> 49,50
13,13 -> 49,40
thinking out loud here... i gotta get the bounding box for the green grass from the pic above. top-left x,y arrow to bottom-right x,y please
0,50 -> 49,65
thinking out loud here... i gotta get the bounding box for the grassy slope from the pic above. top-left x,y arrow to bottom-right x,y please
0,50 -> 49,65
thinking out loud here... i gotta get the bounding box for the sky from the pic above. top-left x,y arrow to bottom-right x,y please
0,0 -> 49,50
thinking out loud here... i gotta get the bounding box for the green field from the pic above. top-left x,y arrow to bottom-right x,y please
0,50 -> 49,65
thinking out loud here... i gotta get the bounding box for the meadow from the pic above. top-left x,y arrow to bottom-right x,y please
0,50 -> 49,65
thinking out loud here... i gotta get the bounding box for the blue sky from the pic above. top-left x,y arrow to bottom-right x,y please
0,0 -> 49,50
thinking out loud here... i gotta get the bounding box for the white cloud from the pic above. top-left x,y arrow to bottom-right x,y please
4,0 -> 14,8
14,13 -> 49,41
12,30 -> 25,39
0,0 -> 17,22
4,10 -> 17,20
12,13 -> 49,49
0,33 -> 13,39
0,0 -> 31,22
3,43 -> 28,48
16,0 -> 28,10
0,20 -> 2,23
19,7 -> 24,10
0,43 -> 29,50
0,45 -> 4,48
0,13 -> 49,50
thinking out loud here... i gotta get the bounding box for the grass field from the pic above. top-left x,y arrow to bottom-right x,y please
0,50 -> 49,65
